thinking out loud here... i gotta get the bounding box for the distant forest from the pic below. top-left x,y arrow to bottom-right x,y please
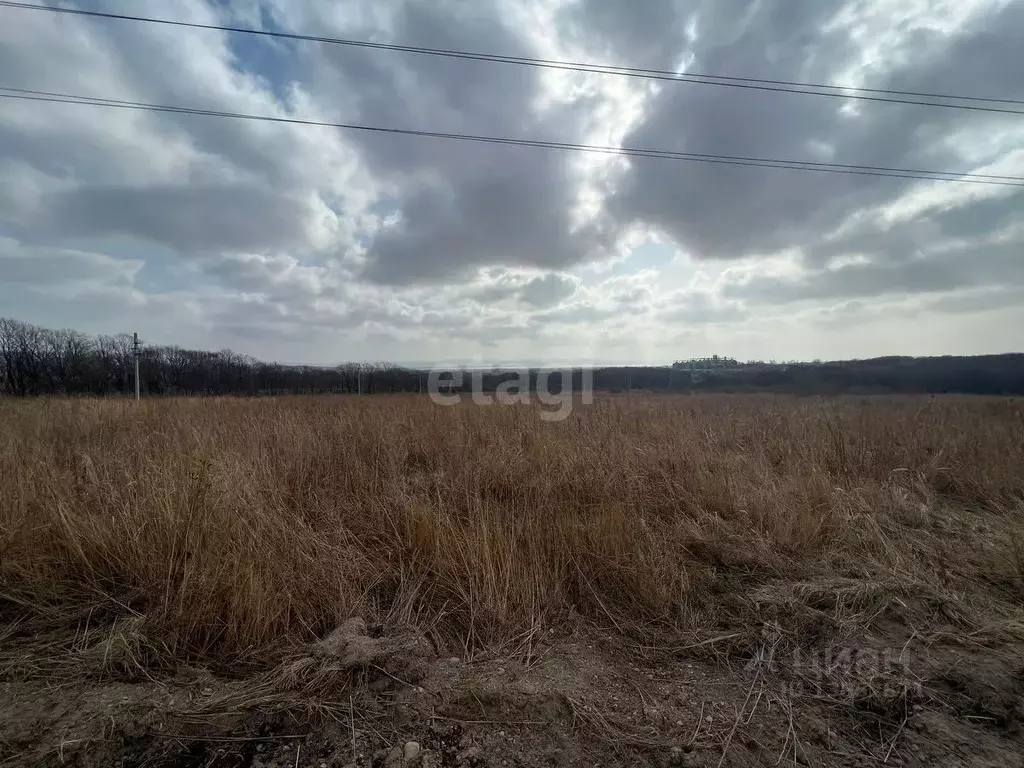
2,317 -> 1023,397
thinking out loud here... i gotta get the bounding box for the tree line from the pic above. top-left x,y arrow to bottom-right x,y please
2,317 -> 1023,397
0,318 -> 419,396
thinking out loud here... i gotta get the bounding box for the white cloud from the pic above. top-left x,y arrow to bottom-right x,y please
0,0 -> 1021,364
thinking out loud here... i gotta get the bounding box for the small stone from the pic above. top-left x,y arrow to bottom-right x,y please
403,741 -> 421,762
384,744 -> 404,766
457,746 -> 483,763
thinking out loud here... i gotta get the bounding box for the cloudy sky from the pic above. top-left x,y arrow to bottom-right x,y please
1,0 -> 1022,366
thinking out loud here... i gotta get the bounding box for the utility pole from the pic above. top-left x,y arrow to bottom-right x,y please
133,332 -> 141,400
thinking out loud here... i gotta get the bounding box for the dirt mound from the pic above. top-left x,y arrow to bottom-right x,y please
313,617 -> 436,691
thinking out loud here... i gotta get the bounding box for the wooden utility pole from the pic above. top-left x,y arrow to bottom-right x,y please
133,332 -> 141,400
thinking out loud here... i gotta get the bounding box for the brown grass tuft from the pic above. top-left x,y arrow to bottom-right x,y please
1,394 -> 1022,674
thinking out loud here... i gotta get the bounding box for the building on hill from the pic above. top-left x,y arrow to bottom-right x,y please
672,355 -> 739,372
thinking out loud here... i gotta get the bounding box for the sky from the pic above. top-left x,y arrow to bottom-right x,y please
0,0 -> 1022,367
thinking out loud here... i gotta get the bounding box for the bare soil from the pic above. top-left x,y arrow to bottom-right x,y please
3,613 -> 1022,768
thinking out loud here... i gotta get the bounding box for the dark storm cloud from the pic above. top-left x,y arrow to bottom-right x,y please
725,237 -> 1024,305
296,0 -> 611,285
38,184 -> 316,255
0,0 -> 374,275
299,0 -> 1024,295
462,271 -> 580,308
923,286 -> 1024,314
0,239 -> 140,286
518,273 -> 580,307
598,0 -> 1024,281
933,192 -> 1024,241
361,146 -> 602,283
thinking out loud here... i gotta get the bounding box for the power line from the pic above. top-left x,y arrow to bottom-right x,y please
3,86 -> 1022,187
2,0 -> 1022,116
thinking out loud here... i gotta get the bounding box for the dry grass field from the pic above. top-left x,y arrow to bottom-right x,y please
2,394 -> 1023,767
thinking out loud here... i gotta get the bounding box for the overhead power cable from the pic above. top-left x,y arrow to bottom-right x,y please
2,86 -> 1022,187
1,0 -> 1023,116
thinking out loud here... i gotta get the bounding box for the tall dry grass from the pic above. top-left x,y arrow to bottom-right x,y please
1,394 -> 1022,672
